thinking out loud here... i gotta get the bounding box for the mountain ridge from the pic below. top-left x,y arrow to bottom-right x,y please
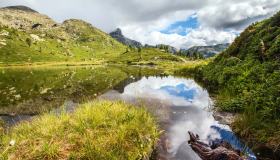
109,28 -> 143,48
179,43 -> 230,58
2,5 -> 38,13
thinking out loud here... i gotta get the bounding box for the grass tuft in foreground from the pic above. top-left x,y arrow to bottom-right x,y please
0,100 -> 159,160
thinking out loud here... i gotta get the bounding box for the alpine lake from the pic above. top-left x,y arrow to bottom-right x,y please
0,65 -> 256,160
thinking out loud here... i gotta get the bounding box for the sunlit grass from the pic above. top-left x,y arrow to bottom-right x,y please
0,100 -> 160,159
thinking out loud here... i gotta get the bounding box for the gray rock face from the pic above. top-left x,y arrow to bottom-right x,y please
109,28 -> 142,48
0,5 -> 56,30
155,44 -> 178,54
180,43 -> 230,58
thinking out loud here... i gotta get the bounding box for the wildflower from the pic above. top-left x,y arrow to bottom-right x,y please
9,140 -> 15,146
14,94 -> 21,100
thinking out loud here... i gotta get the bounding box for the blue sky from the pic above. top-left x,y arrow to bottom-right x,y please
160,83 -> 196,101
160,14 -> 199,36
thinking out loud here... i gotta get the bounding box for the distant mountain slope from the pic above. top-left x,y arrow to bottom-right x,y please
143,44 -> 178,54
0,6 -> 126,64
155,44 -> 178,54
179,43 -> 230,58
109,28 -> 142,48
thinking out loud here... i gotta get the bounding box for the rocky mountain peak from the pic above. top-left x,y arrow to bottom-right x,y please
110,28 -> 124,38
114,28 -> 122,34
110,28 -> 142,48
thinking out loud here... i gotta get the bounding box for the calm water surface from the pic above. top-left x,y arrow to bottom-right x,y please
0,66 -> 162,124
100,76 -> 256,160
0,66 -> 256,159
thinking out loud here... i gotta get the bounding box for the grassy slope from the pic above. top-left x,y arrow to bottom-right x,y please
0,21 -> 126,64
0,100 -> 159,159
0,7 -> 127,64
177,12 -> 280,151
109,47 -> 208,73
111,47 -> 182,64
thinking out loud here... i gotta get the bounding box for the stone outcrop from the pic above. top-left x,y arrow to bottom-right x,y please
110,28 -> 142,48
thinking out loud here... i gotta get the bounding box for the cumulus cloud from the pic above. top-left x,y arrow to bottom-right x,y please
0,0 -> 280,48
118,0 -> 280,48
120,0 -> 280,48
198,0 -> 280,30
182,27 -> 237,48
122,26 -> 237,48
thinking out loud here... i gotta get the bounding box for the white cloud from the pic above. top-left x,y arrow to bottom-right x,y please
122,26 -> 236,49
118,0 -> 280,48
119,76 -> 210,108
198,0 -> 280,29
182,27 -> 237,48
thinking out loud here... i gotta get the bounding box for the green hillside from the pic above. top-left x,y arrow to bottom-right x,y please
110,47 -> 184,65
0,7 -> 186,67
0,24 -> 126,64
178,11 -> 280,153
0,7 -> 127,65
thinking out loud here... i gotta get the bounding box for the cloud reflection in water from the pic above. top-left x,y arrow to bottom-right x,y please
101,76 -> 256,160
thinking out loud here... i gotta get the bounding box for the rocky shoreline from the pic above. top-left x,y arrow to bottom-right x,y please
213,110 -> 236,126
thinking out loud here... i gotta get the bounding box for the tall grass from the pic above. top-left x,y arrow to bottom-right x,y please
0,100 -> 159,159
